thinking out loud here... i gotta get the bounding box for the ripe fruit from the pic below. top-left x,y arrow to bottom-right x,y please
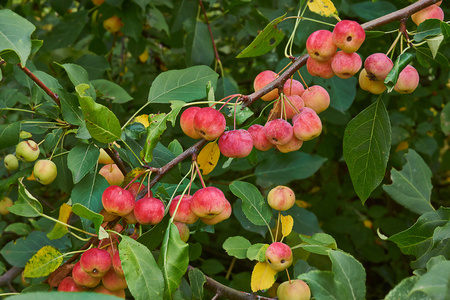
123,210 -> 138,224
100,209 -> 117,222
58,276 -> 89,292
332,20 -> 365,53
331,51 -> 362,79
193,107 -> 226,140
364,53 -> 393,81
200,199 -> 232,225
267,186 -> 296,211
180,107 -> 202,139
102,185 -> 135,216
190,187 -> 228,218
306,57 -> 335,79
15,140 -> 40,162
277,279 -> 311,300
4,154 -> 19,171
99,164 -> 124,186
218,129 -> 254,158
134,197 -> 165,225
301,85 -> 330,114
282,95 -> 305,120
306,30 -> 337,61
247,124 -> 273,151
254,70 -> 279,101
33,159 -> 57,185
80,248 -> 112,278
359,68 -> 387,94
264,119 -> 294,146
174,222 -> 190,242
94,285 -> 126,298
283,79 -> 305,96
276,136 -> 303,153
411,4 -> 444,26
112,251 -> 124,277
265,242 -> 293,272
72,261 -> 101,288
128,181 -> 152,199
0,197 -> 14,215
394,65 -> 419,94
98,149 -> 114,164
103,16 -> 123,33
169,195 -> 199,224
293,108 -> 322,141
102,268 -> 128,291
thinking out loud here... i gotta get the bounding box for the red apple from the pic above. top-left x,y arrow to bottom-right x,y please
411,4 -> 444,26
306,57 -> 335,79
94,285 -> 126,298
394,65 -> 419,94
134,197 -> 165,225
58,276 -> 89,292
306,30 -> 337,61
80,248 -> 112,278
169,195 -> 199,224
332,20 -> 365,53
254,70 -> 279,101
102,185 -> 135,216
180,107 -> 202,139
248,124 -> 273,151
102,268 -> 127,291
364,53 -> 393,81
218,129 -> 254,158
190,187 -> 228,218
200,199 -> 232,225
72,261 -> 101,288
264,119 -> 293,146
265,242 -> 293,272
293,108 -> 322,141
331,51 -> 362,79
193,107 -> 226,140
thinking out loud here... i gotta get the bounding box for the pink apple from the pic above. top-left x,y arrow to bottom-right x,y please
218,129 -> 254,158
301,85 -> 330,114
283,79 -> 304,96
293,107 -> 322,141
282,95 -> 305,119
331,51 -> 362,79
190,187 -> 228,218
134,197 -> 165,225
306,30 -> 337,61
193,107 -> 226,140
265,242 -> 293,272
267,186 -> 296,211
276,136 -> 303,153
412,4 -> 444,26
200,200 -> 232,225
394,65 -> 419,94
364,53 -> 393,81
332,20 -> 365,53
169,195 -> 199,224
264,119 -> 293,146
180,107 -> 202,139
247,124 -> 273,151
254,70 -> 279,101
102,185 -> 135,216
306,57 -> 335,79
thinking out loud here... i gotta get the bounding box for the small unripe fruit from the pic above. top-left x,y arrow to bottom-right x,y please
277,279 -> 311,300
15,140 -> 40,162
331,51 -> 362,79
58,277 -> 89,292
72,261 -> 101,288
264,119 -> 293,146
254,70 -> 279,101
193,107 -> 226,141
282,95 -> 305,120
98,149 -> 114,164
180,107 -> 202,139
306,30 -> 337,61
301,86 -> 330,114
364,53 -> 393,81
103,16 -> 123,33
332,20 -> 365,53
80,248 -> 112,278
174,222 -> 190,242
99,164 -> 124,186
33,159 -> 57,185
134,197 -> 165,225
306,57 -> 335,79
267,186 -> 295,211
248,124 -> 273,151
200,200 -> 232,225
169,195 -> 199,224
283,79 -> 305,96
359,68 -> 387,94
394,65 -> 419,94
0,197 -> 13,215
265,242 -> 293,272
190,187 -> 228,218
293,108 -> 322,141
218,129 -> 254,158
102,185 -> 135,216
4,154 -> 19,171
411,4 -> 444,26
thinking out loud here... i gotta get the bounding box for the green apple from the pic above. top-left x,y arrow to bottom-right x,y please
33,159 -> 57,185
15,140 -> 40,162
4,154 -> 19,171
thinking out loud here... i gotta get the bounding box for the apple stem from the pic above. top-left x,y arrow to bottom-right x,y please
284,93 -> 301,116
194,161 -> 207,188
274,211 -> 281,243
386,31 -> 402,59
233,101 -> 238,130
188,162 -> 196,196
225,257 -> 236,280
297,70 -> 309,90
286,268 -> 292,284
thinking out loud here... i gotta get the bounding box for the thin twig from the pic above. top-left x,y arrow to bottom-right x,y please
18,65 -> 60,107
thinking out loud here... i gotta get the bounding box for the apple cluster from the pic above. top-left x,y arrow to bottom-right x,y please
4,140 -> 58,186
58,247 -> 127,298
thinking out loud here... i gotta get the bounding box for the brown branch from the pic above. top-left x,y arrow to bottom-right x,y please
199,0 -> 221,65
18,65 -> 60,107
104,147 -> 128,176
0,267 -> 24,288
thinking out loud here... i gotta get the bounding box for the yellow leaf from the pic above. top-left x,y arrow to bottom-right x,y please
24,245 -> 63,278
197,142 -> 220,175
134,114 -> 150,128
307,0 -> 338,18
250,261 -> 278,292
47,203 -> 72,240
139,49 -> 149,63
395,141 -> 409,152
281,214 -> 294,237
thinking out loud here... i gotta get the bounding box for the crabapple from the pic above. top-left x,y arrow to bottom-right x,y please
169,195 -> 199,224
247,124 -> 273,151
15,140 -> 40,163
306,30 -> 337,61
123,210 -> 138,224
254,70 -> 279,101
282,95 -> 305,119
331,51 -> 362,79
134,197 -> 165,225
180,107 -> 202,139
277,279 -> 311,300
306,57 -> 335,79
98,149 -> 114,164
190,187 -> 228,218
58,277 -> 89,292
301,85 -> 330,114
359,68 -> 387,94
218,129 -> 254,158
0,197 -> 13,215
103,16 -> 123,33
193,107 -> 226,140
102,185 -> 135,216
200,199 -> 232,225
264,119 -> 293,146
276,136 -> 303,153
4,154 -> 19,171
94,285 -> 126,298
283,79 -> 305,96
267,186 -> 295,211
364,53 -> 393,81
112,251 -> 124,277
411,4 -> 444,26
332,20 -> 365,53
128,181 -> 152,199
394,65 -> 419,94
33,159 -> 57,185
102,268 -> 128,291
80,248 -> 112,278
99,164 -> 124,186
265,242 -> 293,272
293,108 -> 322,141
100,209 -> 117,222
174,222 -> 190,242
72,261 -> 101,288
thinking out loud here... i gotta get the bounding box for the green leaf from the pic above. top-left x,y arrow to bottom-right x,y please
255,151 -> 327,187
410,261 -> 450,299
141,114 -> 168,163
328,250 -> 366,300
76,83 -> 122,143
441,21 -> 450,40
236,14 -> 286,58
91,79 -> 133,103
0,121 -> 20,150
350,1 -> 396,21
188,268 -> 206,300
121,1 -> 144,41
233,200 -> 268,237
23,246 -> 63,278
119,236 -> 164,300
8,180 -> 43,217
0,167 -> 32,196
67,143 -> 100,184
137,216 -> 170,250
320,76 -> 357,112
384,276 -> 421,300
167,101 -> 185,127
343,98 -> 391,204
56,63 -> 96,99
0,10 -> 36,66
383,150 -> 435,215
148,66 -> 218,104
158,222 -> 189,299
384,52 -> 415,91
415,19 -> 443,43
185,20 -> 214,66
222,236 -> 252,259
229,181 -> 272,227
299,233 -> 337,255
247,243 -> 269,262
441,102 -> 450,135
5,292 -> 126,300
283,205 -> 323,236
415,47 -> 450,69
4,223 -> 32,236
45,10 -> 88,50
72,204 -> 104,237
299,271 -> 340,300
